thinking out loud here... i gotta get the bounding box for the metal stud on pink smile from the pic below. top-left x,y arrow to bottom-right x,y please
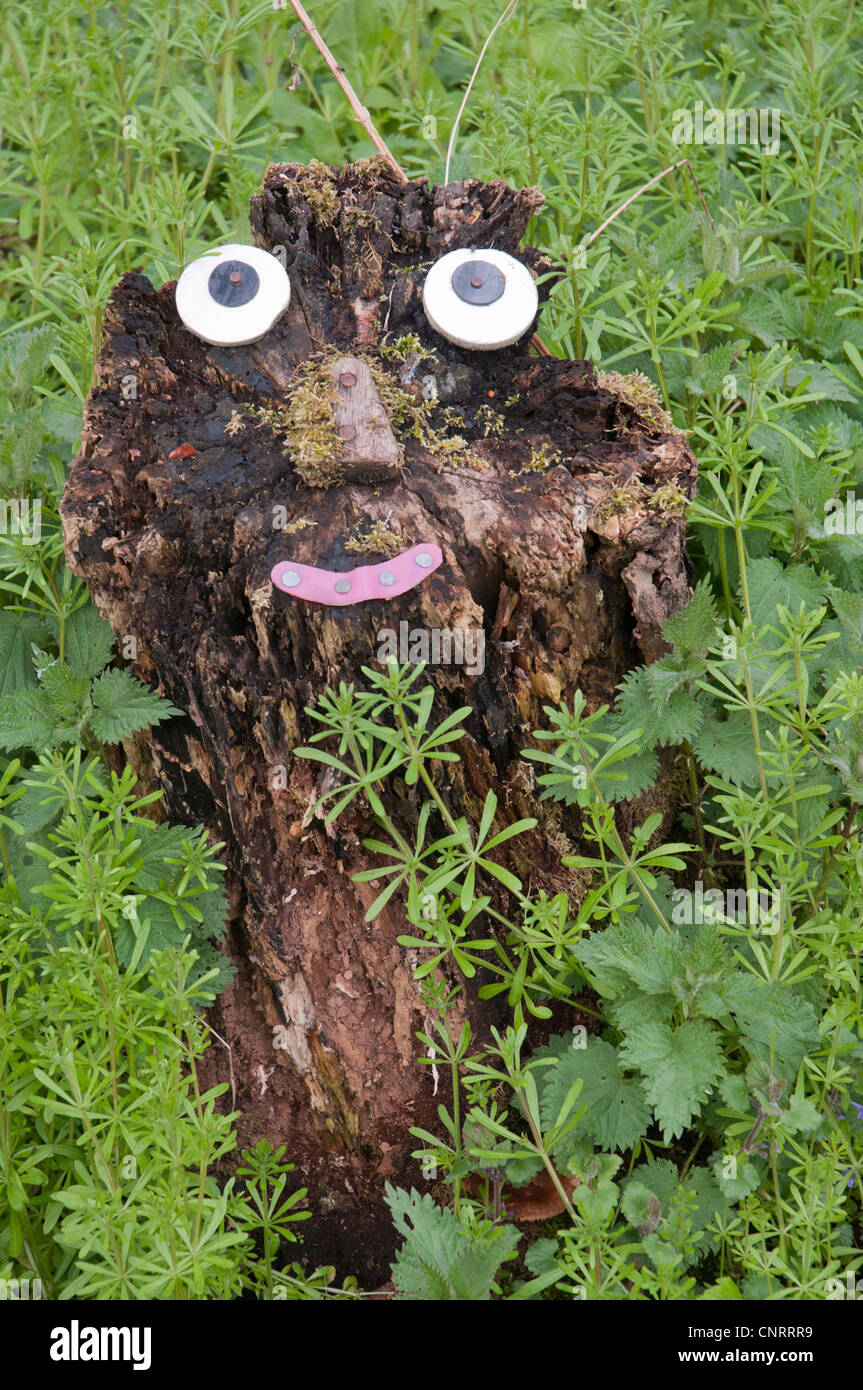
271,543 -> 443,605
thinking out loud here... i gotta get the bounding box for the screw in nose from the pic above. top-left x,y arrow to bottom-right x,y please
339,371 -> 358,388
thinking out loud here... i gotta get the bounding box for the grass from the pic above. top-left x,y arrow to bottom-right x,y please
1,0 -> 862,1302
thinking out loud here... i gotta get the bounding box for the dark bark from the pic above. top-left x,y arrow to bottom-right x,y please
61,159 -> 697,1282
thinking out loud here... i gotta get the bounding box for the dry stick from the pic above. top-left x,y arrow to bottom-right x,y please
287,0 -> 408,183
444,0 -> 519,186
585,157 -> 716,247
531,158 -> 716,357
531,331 -> 553,357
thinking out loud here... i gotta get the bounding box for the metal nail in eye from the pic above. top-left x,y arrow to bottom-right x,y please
422,247 -> 538,350
451,259 -> 506,305
207,259 -> 260,308
175,243 -> 291,346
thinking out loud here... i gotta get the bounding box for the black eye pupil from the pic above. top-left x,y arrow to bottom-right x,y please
208,259 -> 260,307
452,259 -> 506,305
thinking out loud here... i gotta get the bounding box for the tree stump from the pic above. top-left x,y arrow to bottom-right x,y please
61,158 -> 697,1280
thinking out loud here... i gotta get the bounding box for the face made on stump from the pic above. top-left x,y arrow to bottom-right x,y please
172,234 -> 541,607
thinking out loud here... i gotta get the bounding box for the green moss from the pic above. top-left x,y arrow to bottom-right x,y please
476,403 -> 506,440
249,361 -> 343,489
595,480 -> 647,520
368,362 -> 485,469
596,369 -> 681,434
352,154 -> 397,185
345,520 -> 402,556
647,481 -> 690,516
296,159 -> 340,229
281,516 -> 319,535
378,332 -> 428,363
514,440 -> 563,474
342,204 -> 383,239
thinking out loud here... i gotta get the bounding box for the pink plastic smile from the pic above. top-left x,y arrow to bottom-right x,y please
271,543 -> 443,605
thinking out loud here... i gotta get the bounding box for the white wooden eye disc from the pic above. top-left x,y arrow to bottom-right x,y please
422,247 -> 538,350
175,243 -> 291,346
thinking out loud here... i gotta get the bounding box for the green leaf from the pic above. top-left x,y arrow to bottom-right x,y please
90,668 -> 182,743
37,658 -> 90,720
62,605 -> 116,678
385,1185 -> 519,1300
0,611 -> 48,696
534,1035 -> 652,1153
622,1158 -> 723,1253
721,978 -> 820,1080
612,665 -> 695,751
620,1019 -> 726,1140
691,707 -> 760,785
0,688 -> 60,751
709,1150 -> 764,1201
700,1276 -> 744,1300
662,581 -> 718,663
0,324 -> 56,402
576,919 -> 683,1009
780,1093 -> 821,1134
746,557 -> 827,631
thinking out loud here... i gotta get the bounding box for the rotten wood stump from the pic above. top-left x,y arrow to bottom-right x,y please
61,158 -> 697,1280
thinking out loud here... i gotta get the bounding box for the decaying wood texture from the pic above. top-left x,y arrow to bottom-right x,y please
61,158 -> 697,1280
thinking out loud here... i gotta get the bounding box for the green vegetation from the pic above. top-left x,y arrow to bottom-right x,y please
1,0 -> 862,1300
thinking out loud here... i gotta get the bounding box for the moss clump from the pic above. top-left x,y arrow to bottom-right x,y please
281,516 -> 319,535
368,363 -> 486,471
514,440 -> 563,475
342,204 -> 384,240
345,520 -> 402,556
596,369 -> 681,434
378,332 -> 428,364
595,479 -> 647,520
296,159 -> 340,228
352,154 -> 397,186
648,481 -> 690,516
475,403 -> 506,440
249,362 -> 343,488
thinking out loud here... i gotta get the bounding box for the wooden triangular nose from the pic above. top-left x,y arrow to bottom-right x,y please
329,356 -> 402,483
